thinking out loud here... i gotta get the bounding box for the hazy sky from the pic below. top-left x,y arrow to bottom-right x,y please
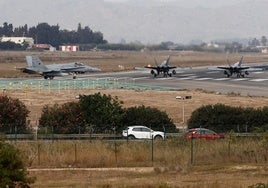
103,0 -> 251,7
1,0 -> 267,44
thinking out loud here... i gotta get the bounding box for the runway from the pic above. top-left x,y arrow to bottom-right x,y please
74,64 -> 268,97
1,64 -> 268,97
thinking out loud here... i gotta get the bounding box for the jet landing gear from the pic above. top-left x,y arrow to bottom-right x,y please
150,70 -> 158,78
44,76 -> 54,80
72,74 -> 77,79
237,74 -> 243,78
150,70 -> 176,78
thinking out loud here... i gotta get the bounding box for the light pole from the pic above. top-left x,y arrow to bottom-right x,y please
176,95 -> 192,128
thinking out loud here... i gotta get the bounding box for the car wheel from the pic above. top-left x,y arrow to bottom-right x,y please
154,135 -> 163,140
128,135 -> 135,139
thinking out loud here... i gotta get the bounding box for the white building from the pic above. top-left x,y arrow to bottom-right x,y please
0,37 -> 34,47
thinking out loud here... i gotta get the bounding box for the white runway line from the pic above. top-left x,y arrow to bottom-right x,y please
249,79 -> 268,82
194,78 -> 213,81
156,77 -> 174,80
214,78 -> 231,81
206,71 -> 220,74
230,78 -> 249,81
132,77 -> 150,80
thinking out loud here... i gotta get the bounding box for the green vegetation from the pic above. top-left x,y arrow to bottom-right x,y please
188,104 -> 268,132
0,141 -> 35,187
0,22 -> 107,49
123,105 -> 177,133
39,93 -> 177,134
0,95 -> 30,134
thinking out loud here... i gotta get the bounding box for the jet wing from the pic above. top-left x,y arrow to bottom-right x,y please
238,66 -> 250,70
217,66 -> 250,70
168,66 -> 177,69
47,63 -> 100,73
144,65 -> 158,69
217,66 -> 231,70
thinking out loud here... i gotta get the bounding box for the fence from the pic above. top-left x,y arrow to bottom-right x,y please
0,78 -> 179,93
3,132 -> 262,141
9,136 -> 268,169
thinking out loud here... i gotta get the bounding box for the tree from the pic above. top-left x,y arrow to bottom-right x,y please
0,96 -> 30,133
248,38 -> 260,47
188,104 -> 268,132
34,23 -> 60,47
261,36 -> 267,46
122,105 -> 177,133
39,102 -> 85,134
1,22 -> 13,37
79,93 -> 125,133
0,141 -> 35,187
188,104 -> 245,132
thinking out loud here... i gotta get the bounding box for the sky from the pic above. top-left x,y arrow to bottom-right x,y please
1,0 -> 267,44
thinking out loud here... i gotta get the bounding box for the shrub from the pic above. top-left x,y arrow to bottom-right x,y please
0,141 -> 35,187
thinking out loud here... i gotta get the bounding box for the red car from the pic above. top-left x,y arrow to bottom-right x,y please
185,128 -> 225,140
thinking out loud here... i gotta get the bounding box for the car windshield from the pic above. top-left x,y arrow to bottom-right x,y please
187,128 -> 217,134
131,127 -> 152,132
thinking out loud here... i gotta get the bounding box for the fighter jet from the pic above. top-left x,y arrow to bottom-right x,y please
217,56 -> 250,78
22,56 -> 101,79
144,55 -> 176,77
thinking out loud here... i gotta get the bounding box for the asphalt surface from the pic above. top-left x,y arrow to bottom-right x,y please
79,63 -> 268,97
1,64 -> 268,97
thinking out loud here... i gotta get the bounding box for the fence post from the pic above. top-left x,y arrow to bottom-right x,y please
151,133 -> 154,166
113,127 -> 118,166
74,143 -> 77,164
38,143 -> 41,166
190,133 -> 194,165
15,125 -> 17,142
51,126 -> 54,142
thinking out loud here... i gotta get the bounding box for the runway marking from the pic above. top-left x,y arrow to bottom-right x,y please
249,79 -> 268,82
178,76 -> 198,80
194,78 -> 213,81
180,74 -> 196,77
214,78 -> 231,81
156,77 -> 174,80
230,78 -> 249,81
206,71 -> 220,74
132,77 -> 150,80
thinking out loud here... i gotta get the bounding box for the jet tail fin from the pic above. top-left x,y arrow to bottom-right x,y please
238,56 -> 243,66
26,56 -> 48,70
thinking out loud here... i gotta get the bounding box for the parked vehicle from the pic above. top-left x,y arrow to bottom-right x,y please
122,126 -> 165,140
185,128 -> 225,140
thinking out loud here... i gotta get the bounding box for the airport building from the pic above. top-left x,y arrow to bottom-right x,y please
0,37 -> 34,47
59,45 -> 80,52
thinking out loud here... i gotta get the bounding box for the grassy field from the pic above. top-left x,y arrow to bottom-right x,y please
16,137 -> 268,187
1,50 -> 268,187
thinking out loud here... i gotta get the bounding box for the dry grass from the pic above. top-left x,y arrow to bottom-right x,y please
1,51 -> 268,187
16,137 -> 268,168
13,137 -> 268,187
6,89 -> 268,127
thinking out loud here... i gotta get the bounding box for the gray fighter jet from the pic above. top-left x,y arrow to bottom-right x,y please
144,55 -> 176,77
23,56 -> 101,79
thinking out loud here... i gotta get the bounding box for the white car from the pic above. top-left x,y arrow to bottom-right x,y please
122,125 -> 165,140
